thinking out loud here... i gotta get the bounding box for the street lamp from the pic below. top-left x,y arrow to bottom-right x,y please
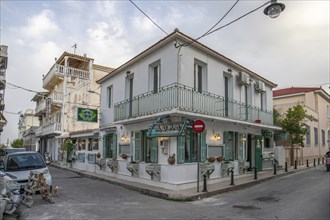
264,0 -> 285,18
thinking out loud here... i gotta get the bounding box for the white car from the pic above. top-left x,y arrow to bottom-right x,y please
0,151 -> 52,193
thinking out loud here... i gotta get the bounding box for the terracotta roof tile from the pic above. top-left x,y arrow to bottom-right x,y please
273,87 -> 321,97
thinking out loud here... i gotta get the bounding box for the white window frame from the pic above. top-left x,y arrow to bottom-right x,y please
148,60 -> 161,93
107,85 -> 113,108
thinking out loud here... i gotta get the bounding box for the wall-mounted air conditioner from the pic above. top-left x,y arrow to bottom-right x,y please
255,80 -> 265,92
238,72 -> 250,85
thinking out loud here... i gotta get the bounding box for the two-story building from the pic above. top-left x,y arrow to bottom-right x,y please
273,87 -> 330,166
33,51 -> 112,163
72,30 -> 280,190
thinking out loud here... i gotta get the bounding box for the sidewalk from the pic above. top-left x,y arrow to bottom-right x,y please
51,162 -> 323,201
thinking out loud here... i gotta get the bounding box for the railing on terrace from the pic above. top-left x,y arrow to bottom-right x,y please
114,83 -> 273,125
49,91 -> 63,103
43,64 -> 90,87
43,123 -> 62,136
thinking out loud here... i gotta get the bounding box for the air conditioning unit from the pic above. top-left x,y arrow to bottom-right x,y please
255,80 -> 265,92
238,72 -> 250,85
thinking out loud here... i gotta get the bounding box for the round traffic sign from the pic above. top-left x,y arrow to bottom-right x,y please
192,120 -> 205,133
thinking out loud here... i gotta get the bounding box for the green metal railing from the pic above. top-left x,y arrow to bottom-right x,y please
114,83 -> 273,125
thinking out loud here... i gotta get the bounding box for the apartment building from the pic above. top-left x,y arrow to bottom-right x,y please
33,51 -> 113,162
70,30 -> 280,190
273,87 -> 330,165
0,45 -> 8,134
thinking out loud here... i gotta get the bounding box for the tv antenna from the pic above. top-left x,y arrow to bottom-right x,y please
72,43 -> 77,54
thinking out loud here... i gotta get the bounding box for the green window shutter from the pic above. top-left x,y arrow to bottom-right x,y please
200,131 -> 207,162
223,131 -> 230,160
111,134 -> 117,159
103,135 -> 107,158
150,138 -> 158,163
134,132 -> 141,161
177,135 -> 185,164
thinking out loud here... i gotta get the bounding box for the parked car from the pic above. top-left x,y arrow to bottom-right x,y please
0,148 -> 26,164
0,151 -> 52,193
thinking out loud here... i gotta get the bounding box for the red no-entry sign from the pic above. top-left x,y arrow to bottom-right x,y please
192,120 -> 205,133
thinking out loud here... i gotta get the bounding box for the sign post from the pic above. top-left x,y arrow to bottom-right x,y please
192,120 -> 205,192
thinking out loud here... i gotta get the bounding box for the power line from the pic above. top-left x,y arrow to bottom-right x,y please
129,0 -> 168,35
182,0 -> 240,47
176,0 -> 271,48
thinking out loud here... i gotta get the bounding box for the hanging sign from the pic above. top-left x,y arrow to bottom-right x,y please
148,122 -> 186,137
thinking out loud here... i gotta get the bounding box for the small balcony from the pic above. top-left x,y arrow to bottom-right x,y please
49,91 -> 63,105
114,83 -> 273,126
35,100 -> 46,115
43,64 -> 90,90
35,123 -> 62,137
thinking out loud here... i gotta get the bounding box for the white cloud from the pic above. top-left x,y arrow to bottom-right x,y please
21,9 -> 59,40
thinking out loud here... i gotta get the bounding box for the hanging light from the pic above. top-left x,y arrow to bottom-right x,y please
264,0 -> 285,19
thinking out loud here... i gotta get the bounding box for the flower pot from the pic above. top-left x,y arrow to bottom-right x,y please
121,154 -> 128,160
255,119 -> 261,123
216,156 -> 224,162
207,157 -> 216,163
168,154 -> 175,165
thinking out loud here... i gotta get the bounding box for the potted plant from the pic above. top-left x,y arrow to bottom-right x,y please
168,154 -> 176,165
216,156 -> 224,162
207,157 -> 216,163
121,153 -> 128,160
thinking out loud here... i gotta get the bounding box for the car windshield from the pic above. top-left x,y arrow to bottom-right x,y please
5,153 -> 46,171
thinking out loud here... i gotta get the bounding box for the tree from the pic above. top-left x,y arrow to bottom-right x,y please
278,104 -> 309,166
11,138 -> 24,148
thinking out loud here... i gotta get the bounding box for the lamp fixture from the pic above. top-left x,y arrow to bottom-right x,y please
241,134 -> 247,142
214,134 -> 221,141
121,134 -> 128,141
264,0 -> 285,18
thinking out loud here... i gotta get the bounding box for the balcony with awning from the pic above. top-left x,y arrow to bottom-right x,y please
114,83 -> 273,126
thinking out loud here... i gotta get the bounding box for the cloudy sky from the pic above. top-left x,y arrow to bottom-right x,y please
0,0 -> 329,144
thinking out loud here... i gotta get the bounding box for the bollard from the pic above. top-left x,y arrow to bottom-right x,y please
254,167 -> 258,180
294,160 -> 297,169
307,160 -> 309,168
285,162 -> 288,172
202,174 -> 208,192
313,159 -> 316,167
318,158 -> 320,165
230,169 -> 235,185
273,163 -> 277,175
322,157 -> 324,164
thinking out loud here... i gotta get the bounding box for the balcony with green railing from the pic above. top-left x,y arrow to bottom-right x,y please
114,83 -> 273,125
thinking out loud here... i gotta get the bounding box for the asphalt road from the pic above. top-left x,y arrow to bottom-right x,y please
6,165 -> 330,220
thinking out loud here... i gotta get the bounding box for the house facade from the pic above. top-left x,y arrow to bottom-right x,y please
273,87 -> 330,165
33,52 -> 112,162
18,109 -> 39,138
0,45 -> 8,135
71,30 -> 280,190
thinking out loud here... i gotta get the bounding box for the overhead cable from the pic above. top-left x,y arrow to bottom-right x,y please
129,0 -> 168,35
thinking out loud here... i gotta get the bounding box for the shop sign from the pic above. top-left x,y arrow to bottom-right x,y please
148,122 -> 186,137
77,108 -> 98,122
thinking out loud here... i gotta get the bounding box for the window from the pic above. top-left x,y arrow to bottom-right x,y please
314,127 -> 318,146
321,129 -> 325,146
306,125 -> 311,146
88,138 -> 93,151
194,59 -> 207,93
107,86 -> 113,108
149,60 -> 161,93
92,139 -> 99,151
